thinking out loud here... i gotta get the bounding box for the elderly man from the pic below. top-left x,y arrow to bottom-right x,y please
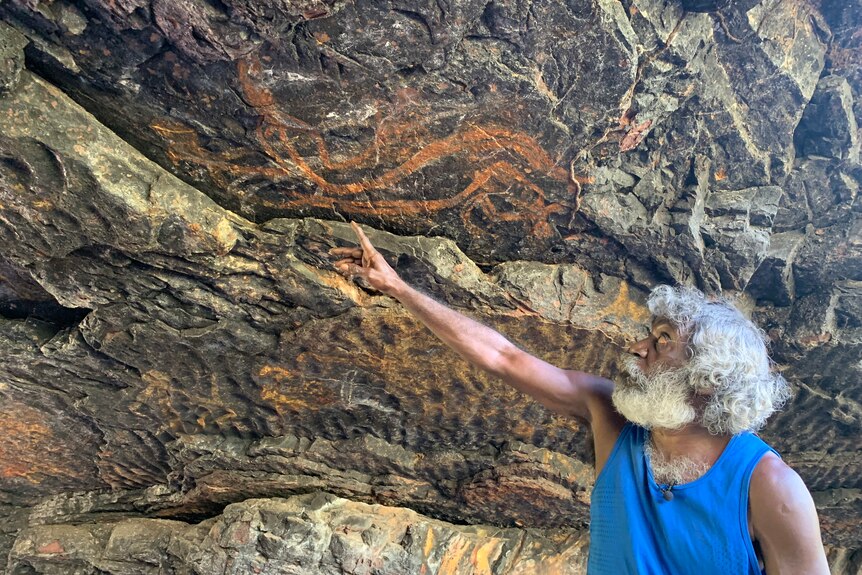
331,222 -> 829,574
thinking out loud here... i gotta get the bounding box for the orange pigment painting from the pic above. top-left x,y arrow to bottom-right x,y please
152,58 -> 587,238
0,401 -> 85,485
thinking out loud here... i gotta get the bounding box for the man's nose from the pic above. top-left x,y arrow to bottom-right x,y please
628,337 -> 649,358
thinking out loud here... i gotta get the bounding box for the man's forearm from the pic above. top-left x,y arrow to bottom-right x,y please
332,225 -> 599,421
387,280 -> 517,376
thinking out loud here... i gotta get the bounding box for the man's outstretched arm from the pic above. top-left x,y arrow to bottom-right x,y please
331,223 -> 624,466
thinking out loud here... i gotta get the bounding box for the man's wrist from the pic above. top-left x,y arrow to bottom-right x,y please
384,277 -> 410,300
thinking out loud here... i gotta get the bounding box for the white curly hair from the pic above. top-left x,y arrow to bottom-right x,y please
647,285 -> 791,435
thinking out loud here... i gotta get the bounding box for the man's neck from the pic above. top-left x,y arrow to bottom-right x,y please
650,424 -> 732,466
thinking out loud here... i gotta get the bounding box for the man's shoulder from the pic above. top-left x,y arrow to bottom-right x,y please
749,451 -> 817,531
750,451 -> 804,496
747,445 -> 829,572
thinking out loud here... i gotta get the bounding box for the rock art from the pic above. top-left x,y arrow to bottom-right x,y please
0,0 -> 860,572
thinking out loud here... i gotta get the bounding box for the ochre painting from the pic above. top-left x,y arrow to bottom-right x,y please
153,58 -> 587,238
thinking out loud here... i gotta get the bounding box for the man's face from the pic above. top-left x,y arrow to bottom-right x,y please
611,318 -> 697,430
627,318 -> 691,374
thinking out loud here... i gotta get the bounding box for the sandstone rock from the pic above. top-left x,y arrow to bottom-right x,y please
771,158 -> 860,265
795,75 -> 860,162
699,186 -> 782,290
0,22 -> 27,95
746,230 -> 806,306
820,0 -> 862,126
7,494 -> 591,575
0,0 -> 860,572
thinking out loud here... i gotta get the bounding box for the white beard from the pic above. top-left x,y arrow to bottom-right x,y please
612,356 -> 697,430
644,436 -> 710,485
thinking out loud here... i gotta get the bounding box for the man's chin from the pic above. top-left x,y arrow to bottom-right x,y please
611,387 -> 697,430
616,376 -> 641,390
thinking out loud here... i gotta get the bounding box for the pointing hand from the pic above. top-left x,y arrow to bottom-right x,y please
330,222 -> 403,295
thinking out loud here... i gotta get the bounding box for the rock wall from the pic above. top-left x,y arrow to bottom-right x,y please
10,493 -> 590,574
0,0 -> 859,573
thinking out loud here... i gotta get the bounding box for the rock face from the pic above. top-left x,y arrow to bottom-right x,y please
0,0 -> 859,573
8,493 -> 590,574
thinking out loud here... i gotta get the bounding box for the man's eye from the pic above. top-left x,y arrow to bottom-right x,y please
657,335 -> 670,346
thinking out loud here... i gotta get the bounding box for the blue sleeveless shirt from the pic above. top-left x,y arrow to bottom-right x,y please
588,423 -> 776,574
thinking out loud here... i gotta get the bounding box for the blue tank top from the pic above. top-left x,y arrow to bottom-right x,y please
588,423 -> 776,574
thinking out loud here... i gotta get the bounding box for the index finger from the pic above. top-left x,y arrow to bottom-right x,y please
351,221 -> 376,252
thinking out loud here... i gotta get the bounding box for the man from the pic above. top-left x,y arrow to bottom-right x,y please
331,222 -> 829,574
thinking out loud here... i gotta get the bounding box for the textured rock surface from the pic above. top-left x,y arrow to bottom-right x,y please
8,493 -> 590,574
0,0 -> 860,572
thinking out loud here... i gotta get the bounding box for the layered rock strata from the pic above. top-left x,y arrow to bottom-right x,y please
0,0 -> 859,572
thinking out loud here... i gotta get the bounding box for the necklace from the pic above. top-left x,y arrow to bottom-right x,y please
659,483 -> 675,501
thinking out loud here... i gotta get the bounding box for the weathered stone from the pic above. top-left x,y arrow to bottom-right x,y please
795,75 -> 860,162
0,21 -> 27,94
155,428 -> 596,529
820,0 -> 862,126
826,544 -> 862,575
747,229 -> 806,306
0,64 -> 626,536
491,263 -> 650,338
580,187 -> 650,238
0,0 -> 860,571
698,186 -> 782,290
8,494 -> 591,574
773,158 -> 861,234
792,218 -> 862,297
696,0 -> 825,189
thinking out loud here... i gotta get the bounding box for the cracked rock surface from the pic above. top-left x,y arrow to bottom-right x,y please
9,493 -> 590,574
0,0 -> 859,572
